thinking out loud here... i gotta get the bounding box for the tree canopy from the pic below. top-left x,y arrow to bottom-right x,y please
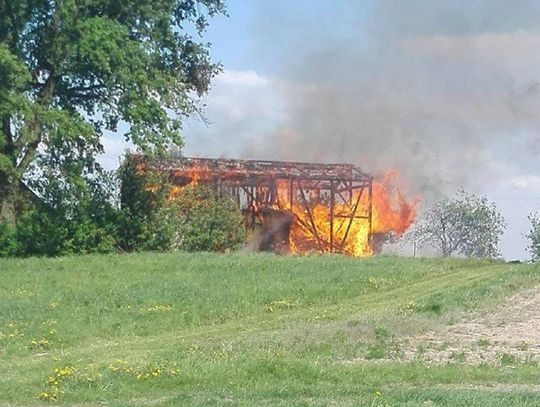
526,213 -> 540,262
412,191 -> 506,258
0,0 -> 226,224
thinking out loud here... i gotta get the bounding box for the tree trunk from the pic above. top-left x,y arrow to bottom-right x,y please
0,175 -> 22,226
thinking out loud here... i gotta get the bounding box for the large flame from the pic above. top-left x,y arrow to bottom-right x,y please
275,172 -> 417,257
372,172 -> 417,236
159,164 -> 417,257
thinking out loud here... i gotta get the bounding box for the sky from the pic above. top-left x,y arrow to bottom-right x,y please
102,0 -> 540,260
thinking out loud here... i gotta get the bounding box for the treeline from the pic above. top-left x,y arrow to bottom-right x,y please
0,159 -> 245,257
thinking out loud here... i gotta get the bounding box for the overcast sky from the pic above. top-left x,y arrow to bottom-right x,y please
102,0 -> 540,260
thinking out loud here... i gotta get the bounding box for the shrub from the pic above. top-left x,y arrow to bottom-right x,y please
166,184 -> 245,252
13,171 -> 119,257
0,222 -> 18,257
117,158 -> 245,253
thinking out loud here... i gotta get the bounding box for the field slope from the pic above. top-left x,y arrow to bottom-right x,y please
1,253 -> 540,406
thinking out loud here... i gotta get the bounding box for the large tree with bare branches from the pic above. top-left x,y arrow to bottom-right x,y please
0,0 -> 226,224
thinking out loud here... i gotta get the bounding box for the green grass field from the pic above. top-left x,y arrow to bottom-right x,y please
1,253 -> 540,406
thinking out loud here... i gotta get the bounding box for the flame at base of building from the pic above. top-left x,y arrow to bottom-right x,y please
260,173 -> 416,257
134,155 -> 417,257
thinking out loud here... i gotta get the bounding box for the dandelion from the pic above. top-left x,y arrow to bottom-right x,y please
38,391 -> 50,401
186,344 -> 199,354
108,359 -> 133,373
135,365 -> 172,380
29,337 -> 52,350
43,389 -> 63,401
143,304 -> 174,313
366,276 -> 385,289
12,288 -> 29,297
264,299 -> 298,313
39,365 -> 75,401
400,300 -> 416,313
48,366 -> 75,386
84,373 -> 102,383
369,390 -> 384,407
169,367 -> 180,375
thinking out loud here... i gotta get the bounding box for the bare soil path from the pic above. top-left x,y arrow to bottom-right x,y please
404,288 -> 540,364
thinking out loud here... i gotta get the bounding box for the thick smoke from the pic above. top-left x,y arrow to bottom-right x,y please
240,0 -> 540,199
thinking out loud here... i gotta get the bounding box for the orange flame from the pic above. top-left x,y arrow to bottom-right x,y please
277,172 -> 417,257
372,172 -> 418,236
159,165 -> 417,257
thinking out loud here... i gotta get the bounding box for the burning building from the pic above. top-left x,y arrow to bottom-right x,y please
130,155 -> 416,257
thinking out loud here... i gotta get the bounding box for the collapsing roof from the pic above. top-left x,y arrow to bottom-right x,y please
147,156 -> 372,184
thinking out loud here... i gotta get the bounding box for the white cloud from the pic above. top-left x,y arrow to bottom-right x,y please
183,69 -> 286,157
214,69 -> 271,88
205,69 -> 285,121
511,174 -> 540,191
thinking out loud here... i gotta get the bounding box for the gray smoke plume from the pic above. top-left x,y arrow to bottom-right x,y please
238,0 -> 540,199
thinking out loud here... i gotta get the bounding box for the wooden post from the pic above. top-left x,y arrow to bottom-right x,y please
288,179 -> 294,210
329,180 -> 335,253
368,181 -> 373,251
339,187 -> 363,251
298,184 -> 323,250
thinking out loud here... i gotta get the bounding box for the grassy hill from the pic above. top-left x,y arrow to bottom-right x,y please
1,253 -> 540,406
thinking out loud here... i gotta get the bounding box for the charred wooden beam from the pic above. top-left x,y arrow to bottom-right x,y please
131,154 -> 372,183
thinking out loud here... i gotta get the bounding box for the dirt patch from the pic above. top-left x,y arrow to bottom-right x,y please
402,288 -> 540,365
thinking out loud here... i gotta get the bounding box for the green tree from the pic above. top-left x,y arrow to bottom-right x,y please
412,191 -> 506,258
0,0 -> 226,225
13,169 -> 119,256
526,213 -> 540,262
116,156 -> 170,251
